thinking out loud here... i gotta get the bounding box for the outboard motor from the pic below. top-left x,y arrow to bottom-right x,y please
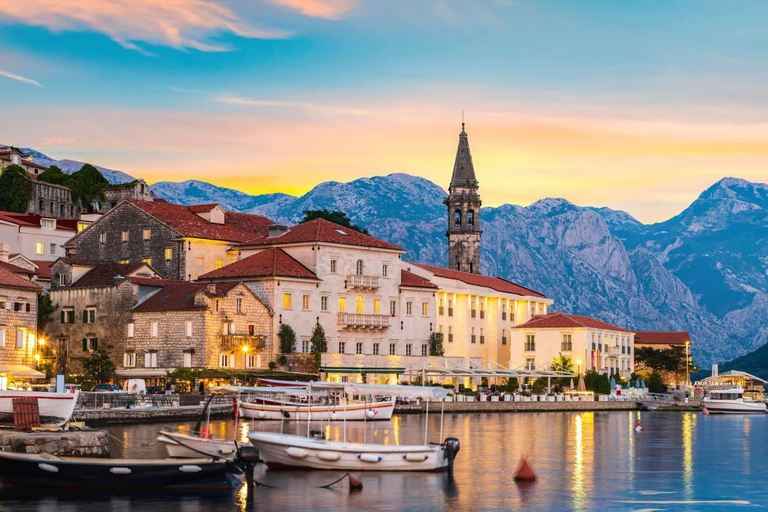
443,437 -> 460,467
310,430 -> 326,440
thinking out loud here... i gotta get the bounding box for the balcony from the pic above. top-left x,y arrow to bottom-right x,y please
607,346 -> 621,357
561,343 -> 573,352
346,274 -> 380,290
221,334 -> 267,352
337,313 -> 390,331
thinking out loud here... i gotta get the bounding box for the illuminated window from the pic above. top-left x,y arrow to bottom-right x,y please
77,222 -> 89,232
215,258 -> 223,270
406,301 -> 413,315
164,247 -> 173,261
283,293 -> 292,309
121,231 -> 129,242
143,229 -> 151,240
142,258 -> 152,266
35,242 -> 43,255
421,302 -> 428,316
120,259 -> 130,264
338,296 -> 346,312
373,299 -> 381,314
355,295 -> 364,314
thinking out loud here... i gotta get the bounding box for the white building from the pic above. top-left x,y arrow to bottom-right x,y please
0,211 -> 77,262
510,312 -> 635,378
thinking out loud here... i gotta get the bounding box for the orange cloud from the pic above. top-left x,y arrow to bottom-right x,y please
264,0 -> 358,20
0,0 -> 288,53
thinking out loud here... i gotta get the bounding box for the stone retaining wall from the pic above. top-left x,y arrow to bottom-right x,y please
0,430 -> 109,457
74,404 -> 233,425
396,401 -> 639,414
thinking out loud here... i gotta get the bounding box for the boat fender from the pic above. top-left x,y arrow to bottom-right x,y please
703,407 -> 710,416
317,451 -> 341,461
357,453 -> 382,463
220,448 -> 235,455
179,465 -> 203,473
258,411 -> 266,419
366,410 -> 376,419
286,447 -> 308,459
110,467 -> 132,475
403,453 -> 429,462
38,463 -> 58,473
330,413 -> 338,421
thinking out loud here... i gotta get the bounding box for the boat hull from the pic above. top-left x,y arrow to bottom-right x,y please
0,390 -> 79,428
157,431 -> 237,460
702,399 -> 767,414
0,451 -> 241,490
239,398 -> 395,421
249,431 -> 449,472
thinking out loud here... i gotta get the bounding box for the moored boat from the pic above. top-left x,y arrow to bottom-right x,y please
0,390 -> 79,428
239,395 -> 395,421
702,388 -> 767,414
0,451 -> 241,490
157,430 -> 238,460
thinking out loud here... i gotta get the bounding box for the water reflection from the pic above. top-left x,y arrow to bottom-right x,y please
682,412 -> 695,498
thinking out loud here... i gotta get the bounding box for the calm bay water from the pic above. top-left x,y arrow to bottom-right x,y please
0,411 -> 764,511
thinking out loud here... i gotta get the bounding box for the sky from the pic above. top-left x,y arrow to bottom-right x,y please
0,0 -> 766,223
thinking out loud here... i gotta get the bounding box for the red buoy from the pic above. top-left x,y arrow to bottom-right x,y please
347,473 -> 363,490
232,396 -> 239,420
635,420 -> 643,432
514,457 -> 537,481
703,407 -> 710,416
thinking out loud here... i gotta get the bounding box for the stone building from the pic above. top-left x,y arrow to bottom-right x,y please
63,200 -> 273,281
445,123 -> 482,274
47,259 -> 163,375
0,146 -> 47,177
121,281 -> 272,381
0,264 -> 42,386
102,180 -> 154,212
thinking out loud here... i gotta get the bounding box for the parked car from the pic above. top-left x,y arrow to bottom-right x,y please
146,386 -> 165,395
92,384 -> 123,393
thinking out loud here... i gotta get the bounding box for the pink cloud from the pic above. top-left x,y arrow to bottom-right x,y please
0,0 -> 289,53
264,0 -> 358,20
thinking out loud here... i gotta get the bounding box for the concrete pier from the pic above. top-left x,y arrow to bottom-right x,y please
73,403 -> 233,425
0,429 -> 110,457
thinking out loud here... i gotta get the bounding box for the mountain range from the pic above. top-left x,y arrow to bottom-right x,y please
7,145 -> 767,367
1,144 -> 136,184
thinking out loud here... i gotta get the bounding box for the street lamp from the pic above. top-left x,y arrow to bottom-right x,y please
241,345 -> 250,385
685,340 -> 690,388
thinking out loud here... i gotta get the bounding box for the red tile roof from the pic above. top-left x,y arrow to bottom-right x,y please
412,263 -> 547,298
512,312 -> 629,332
127,200 -> 273,242
400,269 -> 438,289
0,266 -> 40,290
242,218 -> 403,251
0,211 -> 78,230
133,282 -> 241,312
126,277 -> 176,287
0,261 -> 35,276
199,248 -> 318,280
634,331 -> 690,346
187,204 -> 220,213
67,260 -> 150,288
29,260 -> 53,280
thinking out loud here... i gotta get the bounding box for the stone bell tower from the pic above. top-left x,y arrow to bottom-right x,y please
445,121 -> 482,274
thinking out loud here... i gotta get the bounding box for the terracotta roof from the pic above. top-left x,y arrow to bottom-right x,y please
199,248 -> 318,280
29,260 -> 53,280
0,211 -> 78,230
187,204 -> 219,213
242,218 -> 403,251
412,263 -> 547,298
0,266 -> 40,290
126,277 -> 176,287
127,200 -> 273,242
634,331 -> 690,346
400,269 -> 438,289
68,261 -> 149,288
133,281 -> 240,312
0,261 -> 35,276
512,312 -> 629,332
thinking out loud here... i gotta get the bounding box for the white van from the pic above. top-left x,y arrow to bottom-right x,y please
124,379 -> 147,394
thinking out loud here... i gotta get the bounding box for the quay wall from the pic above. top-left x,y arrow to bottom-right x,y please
397,401 -> 640,414
74,404 -> 233,425
0,430 -> 109,457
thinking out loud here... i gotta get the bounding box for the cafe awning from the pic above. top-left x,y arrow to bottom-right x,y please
0,365 -> 45,379
115,369 -> 168,378
320,366 -> 406,375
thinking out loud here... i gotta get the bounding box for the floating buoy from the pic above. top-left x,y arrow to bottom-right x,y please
514,457 -> 537,481
347,473 -> 363,490
366,409 -> 376,419
199,426 -> 211,439
703,407 -> 710,416
635,420 -> 643,432
232,397 -> 239,420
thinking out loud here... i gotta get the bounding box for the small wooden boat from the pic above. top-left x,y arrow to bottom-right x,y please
0,451 -> 241,490
158,430 -> 238,460
239,395 -> 395,421
249,431 -> 459,472
0,390 -> 79,428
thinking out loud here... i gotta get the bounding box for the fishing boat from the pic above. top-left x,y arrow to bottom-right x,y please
249,383 -> 461,472
702,388 -> 767,414
0,390 -> 79,428
0,451 -> 241,490
157,431 -> 238,460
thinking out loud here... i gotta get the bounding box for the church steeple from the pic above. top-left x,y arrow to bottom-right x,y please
445,121 -> 482,274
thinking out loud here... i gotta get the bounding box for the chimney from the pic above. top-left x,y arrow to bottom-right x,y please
711,364 -> 718,378
0,244 -> 8,263
268,224 -> 289,238
207,283 -> 217,294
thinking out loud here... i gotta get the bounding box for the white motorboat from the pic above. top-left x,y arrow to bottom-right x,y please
157,430 -> 238,460
249,431 -> 459,472
248,383 -> 460,472
0,390 -> 79,428
702,388 -> 767,414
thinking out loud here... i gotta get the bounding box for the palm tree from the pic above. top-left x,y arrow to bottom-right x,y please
551,354 -> 574,387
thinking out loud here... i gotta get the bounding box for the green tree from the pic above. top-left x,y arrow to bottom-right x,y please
278,324 -> 296,354
310,323 -> 327,371
647,372 -> 666,393
37,293 -> 57,332
37,165 -> 69,185
167,367 -> 203,394
551,353 -> 574,385
67,164 -> 108,212
428,332 -> 445,356
79,348 -> 116,384
301,209 -> 369,234
635,346 -> 698,383
0,165 -> 33,213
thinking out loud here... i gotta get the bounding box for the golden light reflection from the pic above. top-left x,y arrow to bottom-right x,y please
682,412 -> 696,498
392,415 -> 401,447
572,412 -> 594,511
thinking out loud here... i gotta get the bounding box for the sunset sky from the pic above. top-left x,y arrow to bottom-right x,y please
0,0 -> 766,222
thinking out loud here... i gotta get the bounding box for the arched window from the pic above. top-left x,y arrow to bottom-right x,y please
356,295 -> 364,314
467,210 -> 475,228
356,259 -> 365,275
453,209 -> 461,228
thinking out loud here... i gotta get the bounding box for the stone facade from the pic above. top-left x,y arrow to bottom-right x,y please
27,179 -> 81,220
64,202 -> 186,280
102,180 -> 153,212
0,283 -> 38,368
